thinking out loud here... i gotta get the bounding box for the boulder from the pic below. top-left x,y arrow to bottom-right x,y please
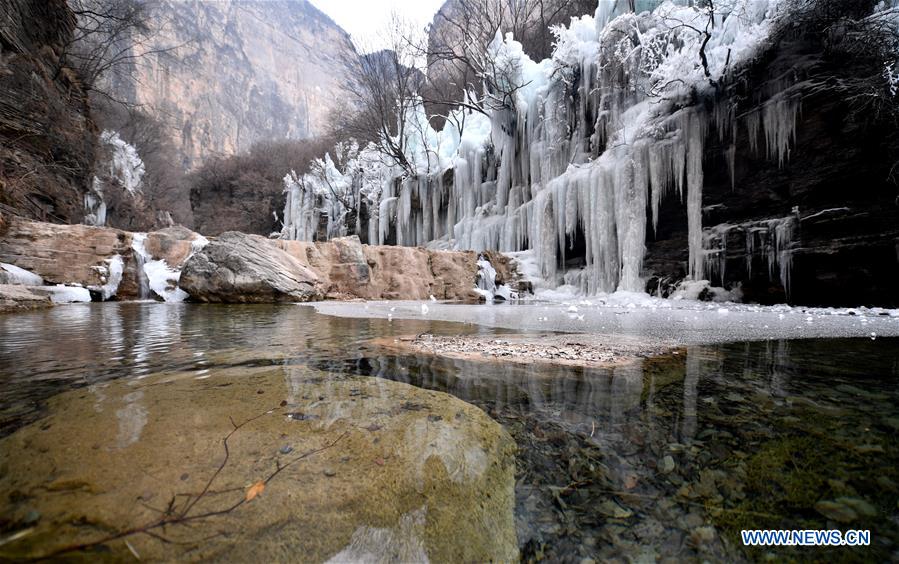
0,284 -> 53,313
180,231 -> 323,302
0,367 -> 518,562
142,226 -> 207,268
426,249 -> 484,301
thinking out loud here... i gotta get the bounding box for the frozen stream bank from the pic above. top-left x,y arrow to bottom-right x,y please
309,298 -> 899,345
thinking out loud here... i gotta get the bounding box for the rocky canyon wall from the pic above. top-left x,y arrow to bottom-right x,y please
0,0 -> 95,224
106,0 -> 354,170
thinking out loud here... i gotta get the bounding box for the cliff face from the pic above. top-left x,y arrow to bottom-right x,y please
0,0 -> 95,224
644,37 -> 899,308
107,0 -> 354,169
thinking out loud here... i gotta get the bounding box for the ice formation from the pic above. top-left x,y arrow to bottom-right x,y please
702,213 -> 798,297
282,1 -> 814,296
100,130 -> 145,195
0,263 -> 43,286
45,285 -> 92,303
84,177 -> 107,227
83,131 -> 145,226
281,142 -> 389,242
475,255 -> 513,301
131,233 -> 207,302
87,255 -> 124,300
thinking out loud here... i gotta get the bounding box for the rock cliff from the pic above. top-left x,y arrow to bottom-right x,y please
0,0 -> 95,224
106,0 -> 354,169
644,35 -> 899,307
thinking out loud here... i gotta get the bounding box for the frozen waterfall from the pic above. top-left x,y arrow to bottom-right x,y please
281,1 -> 807,296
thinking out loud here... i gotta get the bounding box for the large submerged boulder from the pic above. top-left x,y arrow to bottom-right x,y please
0,367 -> 518,562
181,231 -> 323,302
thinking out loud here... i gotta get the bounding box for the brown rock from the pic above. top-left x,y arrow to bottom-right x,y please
278,236 -> 488,302
0,215 -> 136,297
0,369 -> 518,562
142,226 -> 205,268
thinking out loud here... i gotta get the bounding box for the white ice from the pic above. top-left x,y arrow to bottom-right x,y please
0,263 -> 43,286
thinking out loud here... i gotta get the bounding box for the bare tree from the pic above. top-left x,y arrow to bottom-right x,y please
333,15 -> 427,176
60,0 -> 183,105
422,0 -> 598,122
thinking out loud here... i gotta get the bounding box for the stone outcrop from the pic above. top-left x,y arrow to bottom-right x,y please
0,284 -> 53,313
0,368 -> 518,561
0,215 -> 507,304
143,225 -> 205,268
180,232 -> 323,303
642,37 -> 899,308
0,214 -> 202,300
276,235 -> 502,302
0,214 -> 137,296
0,0 -> 95,224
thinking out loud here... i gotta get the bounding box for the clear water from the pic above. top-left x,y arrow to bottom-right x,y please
1,303 -> 897,562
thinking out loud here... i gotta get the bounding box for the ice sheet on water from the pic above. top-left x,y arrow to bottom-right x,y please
309,297 -> 899,346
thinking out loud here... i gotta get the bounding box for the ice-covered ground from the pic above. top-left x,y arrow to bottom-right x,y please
309,296 -> 899,345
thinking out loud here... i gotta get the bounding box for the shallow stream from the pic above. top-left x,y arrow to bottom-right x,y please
1,303 -> 897,562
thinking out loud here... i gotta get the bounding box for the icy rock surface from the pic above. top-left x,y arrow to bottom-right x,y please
131,232 -> 204,302
87,255 -> 124,301
37,285 -> 92,303
99,130 -> 144,195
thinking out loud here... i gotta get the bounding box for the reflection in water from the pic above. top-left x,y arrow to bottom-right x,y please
1,303 -> 898,562
681,349 -> 700,442
115,389 -> 147,448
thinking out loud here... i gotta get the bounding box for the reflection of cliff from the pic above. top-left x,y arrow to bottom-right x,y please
108,0 -> 354,169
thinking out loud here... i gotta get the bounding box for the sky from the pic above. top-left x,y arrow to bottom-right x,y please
310,0 -> 446,51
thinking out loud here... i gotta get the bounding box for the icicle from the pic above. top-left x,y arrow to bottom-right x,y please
724,145 -> 736,191
308,0 -> 796,298
762,95 -> 800,167
745,110 -> 761,155
685,111 -> 707,281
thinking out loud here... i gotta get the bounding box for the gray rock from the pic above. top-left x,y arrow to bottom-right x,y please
659,455 -> 675,474
180,232 -> 323,303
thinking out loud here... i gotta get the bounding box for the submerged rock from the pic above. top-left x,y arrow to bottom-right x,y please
0,284 -> 53,313
0,367 -> 518,562
180,231 -> 323,302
